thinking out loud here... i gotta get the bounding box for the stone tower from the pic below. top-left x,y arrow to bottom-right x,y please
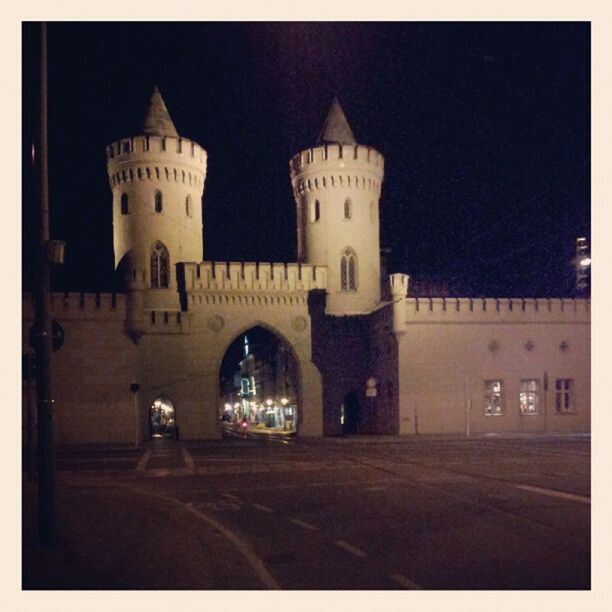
290,98 -> 385,315
106,87 -> 207,324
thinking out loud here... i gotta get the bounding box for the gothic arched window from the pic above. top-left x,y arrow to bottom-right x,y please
120,193 -> 129,215
186,195 -> 192,217
154,190 -> 163,213
150,241 -> 169,288
340,248 -> 357,291
344,198 -> 352,220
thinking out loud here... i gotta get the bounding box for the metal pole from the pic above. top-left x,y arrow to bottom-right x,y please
134,392 -> 140,446
34,22 -> 56,546
464,375 -> 471,437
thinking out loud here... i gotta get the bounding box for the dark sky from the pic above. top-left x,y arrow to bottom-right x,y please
22,22 -> 590,297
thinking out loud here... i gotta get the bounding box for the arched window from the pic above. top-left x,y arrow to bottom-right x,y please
311,199 -> 320,222
120,193 -> 129,215
185,195 -> 192,217
340,248 -> 357,291
150,241 -> 169,288
154,190 -> 163,213
344,198 -> 352,220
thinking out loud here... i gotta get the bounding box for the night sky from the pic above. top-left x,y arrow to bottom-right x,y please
22,22 -> 590,297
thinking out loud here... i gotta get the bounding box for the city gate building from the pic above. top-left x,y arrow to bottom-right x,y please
22,89 -> 590,444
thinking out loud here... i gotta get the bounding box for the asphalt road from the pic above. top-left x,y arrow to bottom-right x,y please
48,434 -> 590,590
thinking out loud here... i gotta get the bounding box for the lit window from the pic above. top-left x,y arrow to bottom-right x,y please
555,379 -> 574,413
340,248 -> 357,291
519,379 -> 540,415
344,198 -> 352,219
150,241 -> 169,288
484,380 -> 503,415
154,190 -> 163,213
120,193 -> 129,215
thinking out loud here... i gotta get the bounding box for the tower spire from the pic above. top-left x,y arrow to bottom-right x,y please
317,97 -> 356,145
142,86 -> 179,138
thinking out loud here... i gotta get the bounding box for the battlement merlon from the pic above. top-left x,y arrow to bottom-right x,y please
397,296 -> 590,323
178,261 -> 328,294
289,144 -> 384,174
106,135 -> 207,168
22,293 -> 127,322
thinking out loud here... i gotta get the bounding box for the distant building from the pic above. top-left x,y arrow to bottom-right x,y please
575,237 -> 591,296
22,89 -> 590,443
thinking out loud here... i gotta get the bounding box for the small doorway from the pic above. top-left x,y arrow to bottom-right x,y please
342,392 -> 360,435
149,397 -> 176,439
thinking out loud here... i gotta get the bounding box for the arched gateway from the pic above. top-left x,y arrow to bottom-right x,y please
219,326 -> 300,436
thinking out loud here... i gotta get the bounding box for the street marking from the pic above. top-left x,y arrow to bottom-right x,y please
515,484 -> 590,504
253,503 -> 274,513
183,503 -> 280,589
180,446 -> 195,469
334,540 -> 367,558
290,518 -> 318,531
390,573 -> 422,590
136,449 -> 152,471
221,492 -> 241,502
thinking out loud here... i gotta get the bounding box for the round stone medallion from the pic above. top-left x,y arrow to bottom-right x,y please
291,316 -> 307,332
207,315 -> 224,332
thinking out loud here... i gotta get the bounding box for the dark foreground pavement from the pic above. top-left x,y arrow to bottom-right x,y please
22,480 -> 266,589
22,434 -> 591,590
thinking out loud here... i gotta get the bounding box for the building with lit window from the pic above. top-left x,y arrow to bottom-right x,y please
22,89 -> 590,444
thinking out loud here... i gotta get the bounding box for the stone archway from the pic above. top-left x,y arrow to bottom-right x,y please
149,396 -> 176,439
218,325 -> 301,437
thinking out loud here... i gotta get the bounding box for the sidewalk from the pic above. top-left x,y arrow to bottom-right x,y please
22,478 -> 267,590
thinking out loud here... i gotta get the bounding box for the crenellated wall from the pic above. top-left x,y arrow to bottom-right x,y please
180,261 -> 327,294
22,293 -> 138,445
23,292 -> 127,321
394,296 -> 590,436
289,144 -> 384,197
106,135 -> 207,183
403,297 -> 590,322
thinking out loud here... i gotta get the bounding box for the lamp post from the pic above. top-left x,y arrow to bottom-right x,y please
33,22 -> 56,546
281,397 -> 288,430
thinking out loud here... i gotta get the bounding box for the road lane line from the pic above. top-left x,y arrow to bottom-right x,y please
183,502 -> 280,589
253,503 -> 274,513
515,484 -> 590,504
221,492 -> 241,502
289,518 -> 318,531
180,446 -> 195,469
146,468 -> 171,477
390,574 -> 422,590
334,540 -> 367,558
136,449 -> 152,471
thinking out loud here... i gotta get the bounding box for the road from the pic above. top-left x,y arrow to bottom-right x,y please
47,434 -> 590,590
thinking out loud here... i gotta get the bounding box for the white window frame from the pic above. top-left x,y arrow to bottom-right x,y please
519,379 -> 540,416
484,379 -> 504,416
555,379 -> 574,413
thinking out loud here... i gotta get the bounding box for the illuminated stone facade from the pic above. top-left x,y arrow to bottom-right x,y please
21,89 -> 590,444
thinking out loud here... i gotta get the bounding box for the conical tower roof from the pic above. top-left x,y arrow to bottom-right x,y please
142,86 -> 179,138
317,97 -> 356,145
